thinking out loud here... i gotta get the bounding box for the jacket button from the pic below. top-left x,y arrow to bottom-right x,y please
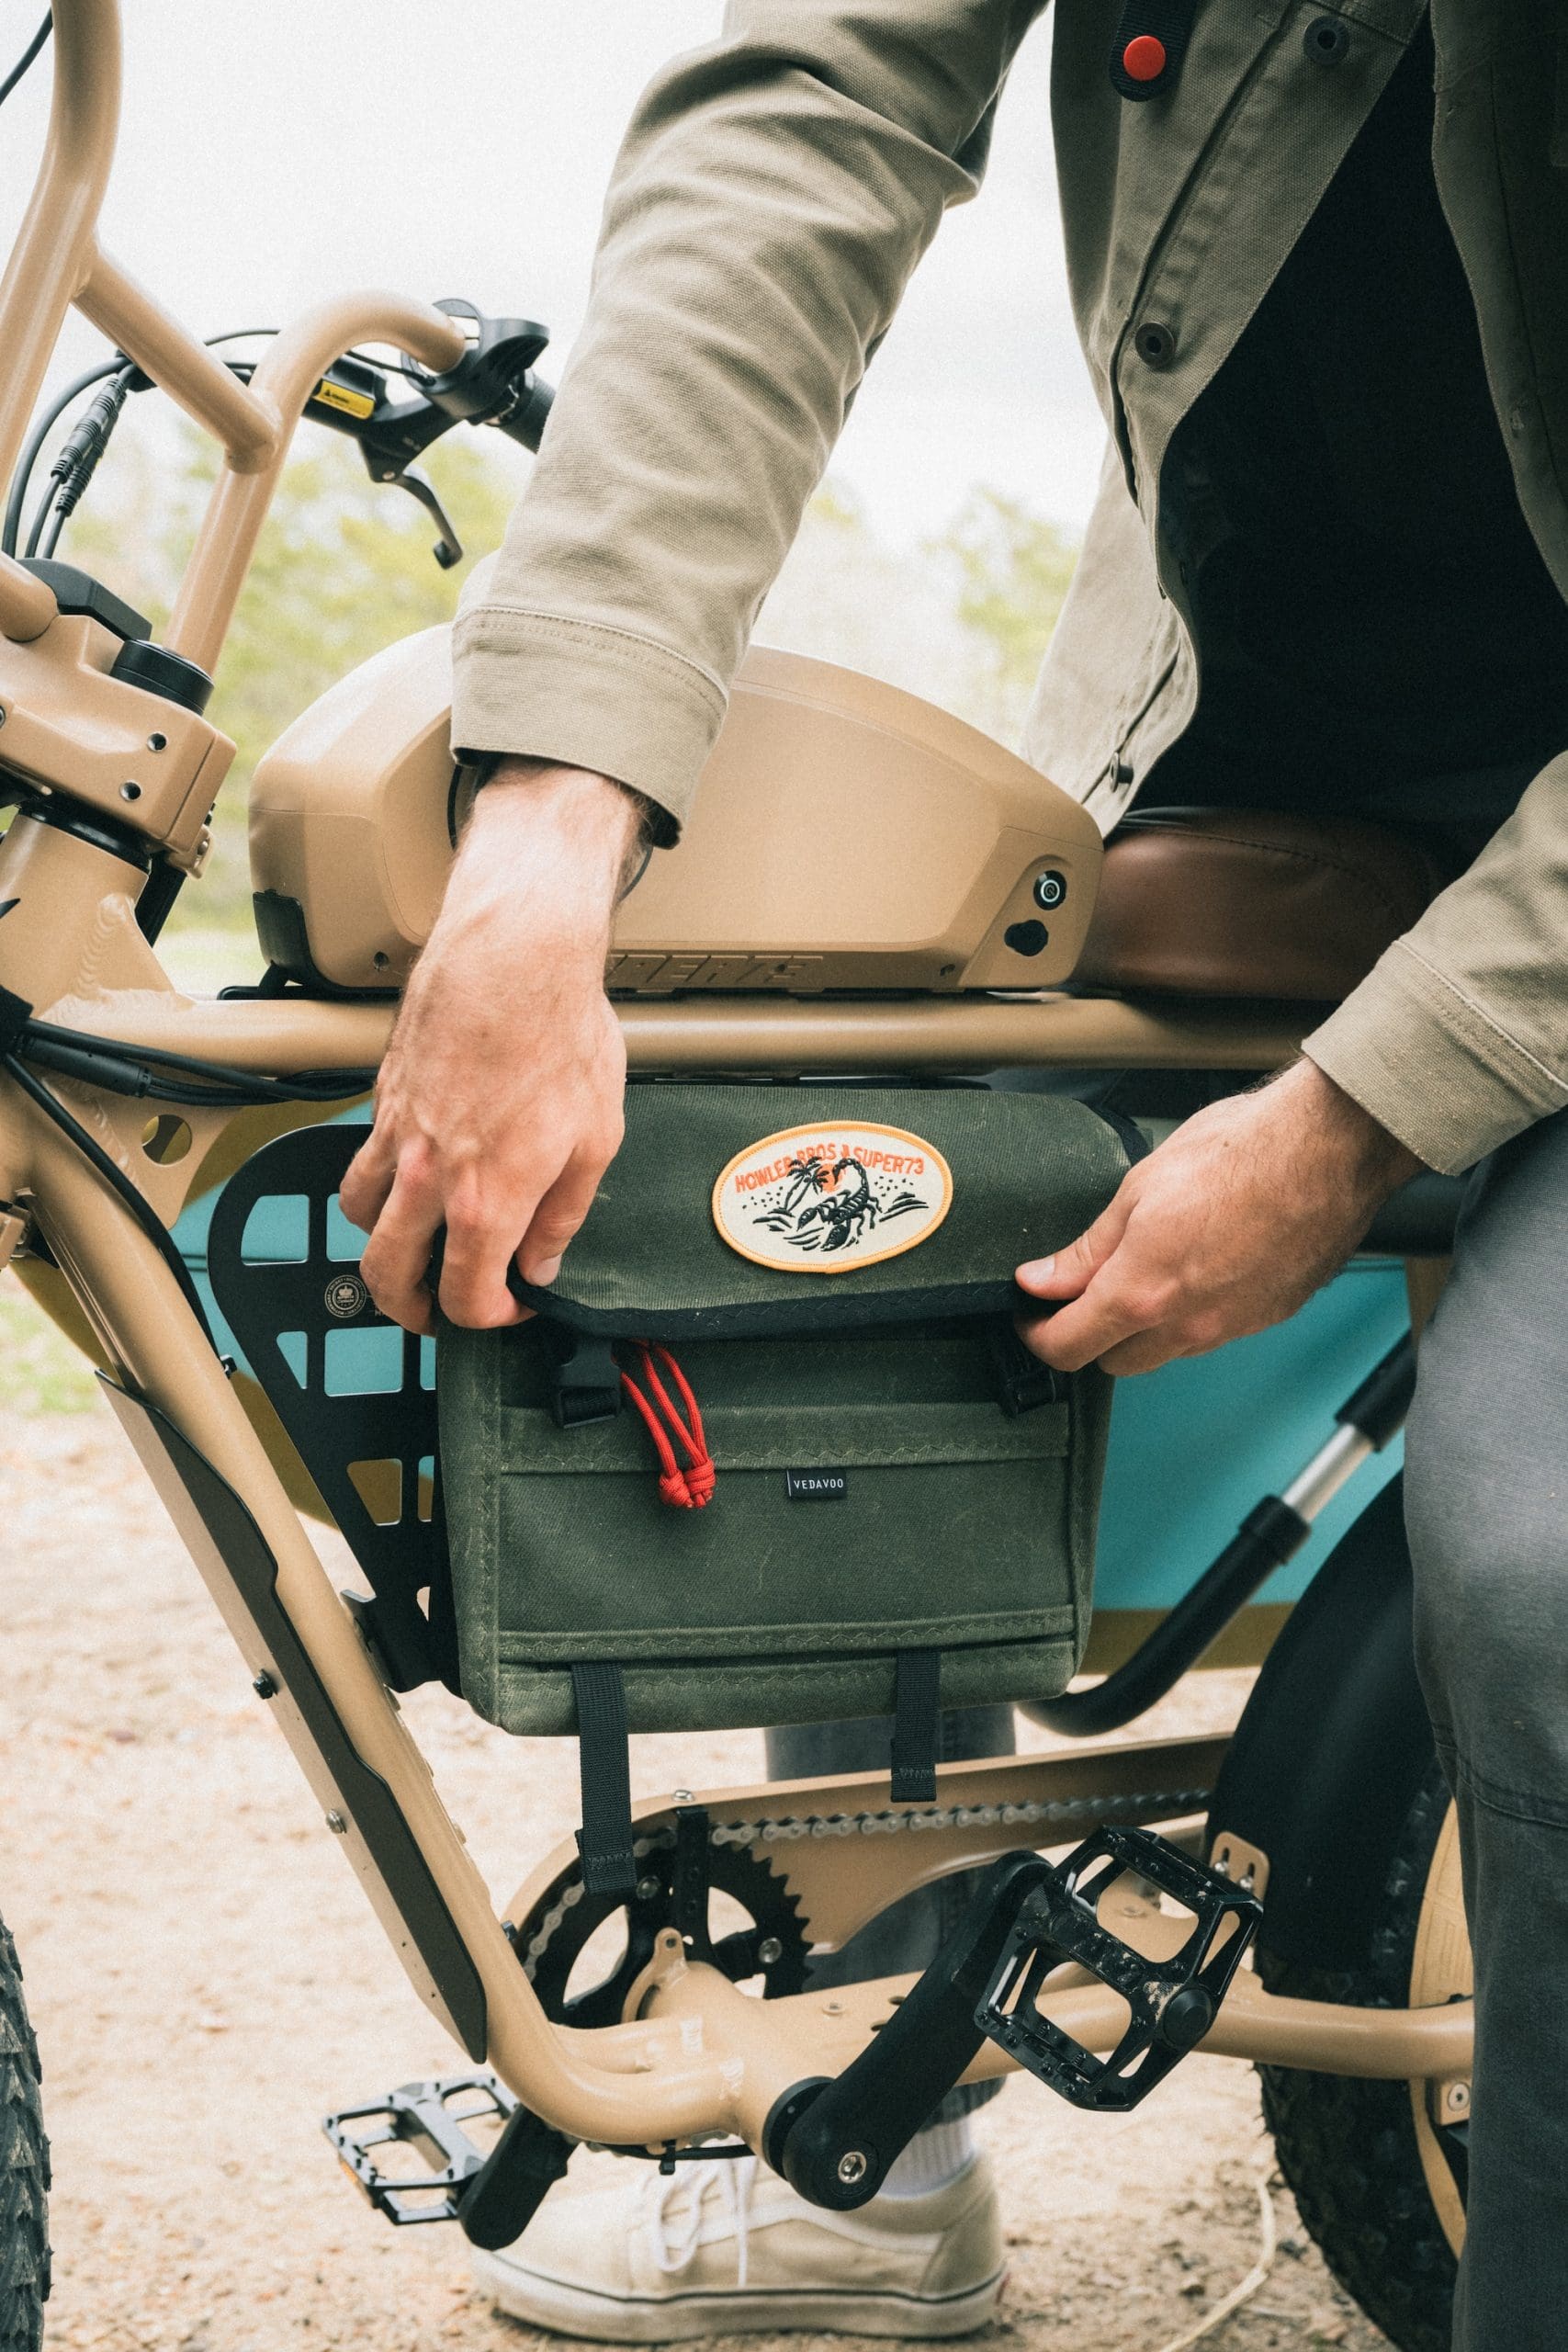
1135,322 -> 1176,369
1113,758 -> 1135,786
1303,17 -> 1350,63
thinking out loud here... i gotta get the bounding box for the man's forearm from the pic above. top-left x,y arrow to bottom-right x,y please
451,0 -> 1045,837
339,763 -> 640,1332
471,759 -> 651,909
1303,746 -> 1568,1173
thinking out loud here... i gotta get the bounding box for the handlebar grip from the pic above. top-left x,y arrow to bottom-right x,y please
495,375 -> 554,453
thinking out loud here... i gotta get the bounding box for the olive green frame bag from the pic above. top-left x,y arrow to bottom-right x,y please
438,1084 -> 1133,1888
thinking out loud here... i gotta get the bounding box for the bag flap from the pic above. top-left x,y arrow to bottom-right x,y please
510,1084 -> 1133,1339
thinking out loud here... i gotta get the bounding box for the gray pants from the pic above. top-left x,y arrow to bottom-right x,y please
765,1705 -> 1016,2121
1405,1105 -> 1568,2351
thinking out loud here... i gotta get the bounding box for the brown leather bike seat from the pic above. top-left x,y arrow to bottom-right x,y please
1074,807 -> 1452,1000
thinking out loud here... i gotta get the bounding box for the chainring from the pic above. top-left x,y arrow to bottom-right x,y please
513,1834 -> 810,2028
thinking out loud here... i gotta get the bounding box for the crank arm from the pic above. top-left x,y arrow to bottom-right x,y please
765,1851 -> 1050,2208
767,1828 -> 1263,2211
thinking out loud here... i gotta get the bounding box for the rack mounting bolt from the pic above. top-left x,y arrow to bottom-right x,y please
325,1810 -> 348,1835
252,1670 -> 277,1700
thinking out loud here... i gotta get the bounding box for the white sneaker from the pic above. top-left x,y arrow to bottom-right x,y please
470,2151 -> 1005,2342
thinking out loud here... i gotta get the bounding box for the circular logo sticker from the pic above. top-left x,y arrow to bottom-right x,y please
712,1123 -> 953,1274
323,1272 -> 369,1319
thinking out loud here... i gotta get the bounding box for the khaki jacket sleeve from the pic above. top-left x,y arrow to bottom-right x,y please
450,0 -> 1044,839
1303,751 -> 1568,1174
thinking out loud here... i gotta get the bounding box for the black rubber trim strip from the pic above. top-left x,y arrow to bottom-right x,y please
97,1376 -> 489,2058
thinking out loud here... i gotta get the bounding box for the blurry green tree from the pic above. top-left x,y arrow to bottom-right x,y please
68,430 -> 519,932
924,486 -> 1078,740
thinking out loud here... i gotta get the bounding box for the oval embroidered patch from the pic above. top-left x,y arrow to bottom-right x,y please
712,1122 -> 953,1273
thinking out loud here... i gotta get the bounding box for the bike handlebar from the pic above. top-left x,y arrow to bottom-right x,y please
299,300 -> 554,568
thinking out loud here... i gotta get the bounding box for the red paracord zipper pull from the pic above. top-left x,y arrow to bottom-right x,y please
619,1342 -> 716,1509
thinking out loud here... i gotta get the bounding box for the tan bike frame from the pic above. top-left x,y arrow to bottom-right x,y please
0,0 -> 1470,2166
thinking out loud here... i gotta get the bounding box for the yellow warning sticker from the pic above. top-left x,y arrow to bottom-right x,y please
310,376 -> 377,421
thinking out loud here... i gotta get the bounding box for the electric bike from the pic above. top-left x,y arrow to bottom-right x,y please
0,10 -> 1468,2349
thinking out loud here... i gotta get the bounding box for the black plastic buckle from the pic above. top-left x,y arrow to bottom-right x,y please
990,1319 -> 1062,1416
544,1326 -> 623,1430
975,1826 -> 1261,2111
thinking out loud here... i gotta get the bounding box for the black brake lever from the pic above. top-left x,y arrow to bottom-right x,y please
346,299 -> 554,567
387,468 -> 463,570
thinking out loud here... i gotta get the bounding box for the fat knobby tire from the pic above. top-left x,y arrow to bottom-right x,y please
0,1914 -> 50,2352
1259,1761 -> 1459,2352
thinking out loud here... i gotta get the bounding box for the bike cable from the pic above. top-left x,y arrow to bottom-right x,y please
0,9 -> 49,113
4,329 -> 282,561
2,1049 -> 220,1351
3,358 -> 121,558
6,312 -> 547,561
19,1018 -> 377,1111
25,364 -> 136,559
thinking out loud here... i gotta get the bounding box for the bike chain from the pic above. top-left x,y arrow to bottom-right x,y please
515,1781 -> 1213,1980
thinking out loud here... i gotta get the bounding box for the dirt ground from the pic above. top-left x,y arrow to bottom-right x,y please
0,1280 -> 1392,2352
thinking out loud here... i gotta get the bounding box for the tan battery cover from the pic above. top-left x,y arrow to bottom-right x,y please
248,630 -> 1101,995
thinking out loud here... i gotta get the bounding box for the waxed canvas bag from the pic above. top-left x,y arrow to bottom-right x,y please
437,1082 -> 1133,1880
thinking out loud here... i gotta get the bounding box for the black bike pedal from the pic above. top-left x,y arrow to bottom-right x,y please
323,2070 -> 570,2243
974,1825 -> 1261,2112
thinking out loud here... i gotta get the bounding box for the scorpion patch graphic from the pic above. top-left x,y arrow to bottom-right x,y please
712,1122 -> 953,1273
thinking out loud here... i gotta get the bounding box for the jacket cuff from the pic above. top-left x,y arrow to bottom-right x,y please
1303,940 -> 1568,1177
451,605 -> 729,847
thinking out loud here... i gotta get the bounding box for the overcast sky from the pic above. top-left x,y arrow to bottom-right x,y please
0,3 -> 1107,547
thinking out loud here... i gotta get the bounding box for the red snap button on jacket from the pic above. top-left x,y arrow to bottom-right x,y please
1122,33 -> 1168,81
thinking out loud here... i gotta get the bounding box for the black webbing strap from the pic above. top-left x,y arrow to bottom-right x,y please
890,1648 -> 942,1804
570,1662 -> 637,1894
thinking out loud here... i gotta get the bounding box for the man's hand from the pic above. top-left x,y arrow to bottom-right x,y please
340,760 -> 643,1334
1015,1061 -> 1422,1375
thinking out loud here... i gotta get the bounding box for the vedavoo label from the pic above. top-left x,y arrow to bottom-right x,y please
712,1122 -> 953,1273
